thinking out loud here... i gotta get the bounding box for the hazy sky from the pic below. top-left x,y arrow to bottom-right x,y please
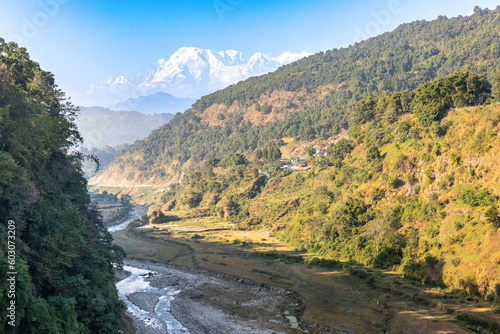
0,0 -> 498,105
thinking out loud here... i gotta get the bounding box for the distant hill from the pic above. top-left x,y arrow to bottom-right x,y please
112,92 -> 195,114
75,106 -> 174,148
80,144 -> 129,179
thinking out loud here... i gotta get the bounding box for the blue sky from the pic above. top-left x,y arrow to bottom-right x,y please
0,0 -> 499,105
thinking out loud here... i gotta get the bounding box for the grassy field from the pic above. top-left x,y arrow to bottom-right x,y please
98,202 -> 125,222
112,210 -> 500,334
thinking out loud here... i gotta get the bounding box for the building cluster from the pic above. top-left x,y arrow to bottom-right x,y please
280,164 -> 311,172
313,149 -> 327,158
258,157 -> 311,177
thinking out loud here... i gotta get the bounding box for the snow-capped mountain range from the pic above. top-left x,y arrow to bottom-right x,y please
85,47 -> 309,107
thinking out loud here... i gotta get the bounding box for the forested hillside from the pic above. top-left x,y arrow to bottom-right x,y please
143,72 -> 500,300
0,40 -> 124,333
92,7 -> 500,187
76,106 -> 174,148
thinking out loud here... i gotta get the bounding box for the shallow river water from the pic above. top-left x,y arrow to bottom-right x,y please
107,205 -> 145,232
116,265 -> 189,333
108,206 -> 190,333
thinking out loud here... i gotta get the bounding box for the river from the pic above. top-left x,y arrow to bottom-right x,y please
109,206 -> 302,334
107,205 -> 190,333
116,265 -> 189,333
107,205 -> 146,232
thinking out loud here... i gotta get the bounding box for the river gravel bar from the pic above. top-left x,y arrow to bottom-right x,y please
117,258 -> 308,334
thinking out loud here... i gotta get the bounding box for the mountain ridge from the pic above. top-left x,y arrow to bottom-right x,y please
76,106 -> 174,148
112,92 -> 195,114
84,47 -> 309,106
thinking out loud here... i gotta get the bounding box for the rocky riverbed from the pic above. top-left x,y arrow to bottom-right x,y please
115,258 -> 308,334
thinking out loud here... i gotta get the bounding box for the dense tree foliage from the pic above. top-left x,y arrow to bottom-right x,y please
192,7 -> 500,112
0,39 -> 124,333
493,70 -> 500,100
352,72 -> 492,128
413,72 -> 491,127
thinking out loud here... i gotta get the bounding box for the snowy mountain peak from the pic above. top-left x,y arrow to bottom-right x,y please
249,51 -> 265,59
215,49 -> 246,65
83,47 -> 309,107
170,47 -> 205,61
106,75 -> 131,86
273,50 -> 310,65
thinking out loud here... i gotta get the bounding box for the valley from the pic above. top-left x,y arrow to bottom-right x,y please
98,67 -> 500,332
110,204 -> 500,333
3,4 -> 500,334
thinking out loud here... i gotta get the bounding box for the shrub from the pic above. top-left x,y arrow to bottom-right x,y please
364,276 -> 378,289
327,139 -> 354,162
459,188 -> 496,207
485,206 -> 500,228
394,154 -> 410,172
387,176 -> 403,188
415,103 -> 445,128
429,121 -> 448,137
437,175 -> 454,190
371,188 -> 385,201
366,146 -> 381,162
314,186 -> 333,201
454,221 -> 464,231
425,255 -> 439,267
455,313 -> 500,333
373,233 -> 406,268
450,154 -> 462,166
433,144 -> 442,156
342,264 -> 353,274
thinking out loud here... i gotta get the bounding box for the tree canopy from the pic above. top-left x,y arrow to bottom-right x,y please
0,39 -> 124,333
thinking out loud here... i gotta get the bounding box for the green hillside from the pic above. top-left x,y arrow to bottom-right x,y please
193,7 -> 499,112
141,72 -> 500,300
0,40 -> 124,332
93,8 -> 500,186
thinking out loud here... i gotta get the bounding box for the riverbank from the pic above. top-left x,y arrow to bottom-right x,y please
107,205 -> 147,232
116,258 -> 345,334
110,206 -> 341,333
112,221 -> 387,333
